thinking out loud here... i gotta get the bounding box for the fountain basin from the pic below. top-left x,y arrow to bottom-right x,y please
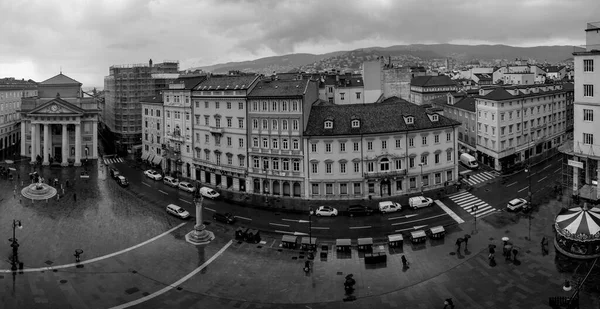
21,183 -> 58,200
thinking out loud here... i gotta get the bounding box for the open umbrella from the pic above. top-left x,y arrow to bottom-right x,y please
464,234 -> 471,240
502,237 -> 510,242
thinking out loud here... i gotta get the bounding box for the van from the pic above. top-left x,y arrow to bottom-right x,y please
163,176 -> 179,187
408,196 -> 434,209
378,201 -> 401,213
460,153 -> 479,169
199,187 -> 220,199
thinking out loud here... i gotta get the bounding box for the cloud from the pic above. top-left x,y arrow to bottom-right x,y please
0,0 -> 598,87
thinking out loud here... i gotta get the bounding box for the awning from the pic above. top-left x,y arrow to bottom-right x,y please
147,154 -> 155,163
153,155 -> 162,165
141,152 -> 149,160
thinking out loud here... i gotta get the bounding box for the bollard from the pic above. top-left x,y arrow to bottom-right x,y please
74,249 -> 83,263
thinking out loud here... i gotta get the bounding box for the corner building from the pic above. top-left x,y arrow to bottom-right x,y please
304,97 -> 460,199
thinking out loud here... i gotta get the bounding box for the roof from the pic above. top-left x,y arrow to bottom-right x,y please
563,82 -> 574,91
453,97 -> 477,112
173,76 -> 207,90
304,96 -> 460,136
410,75 -> 456,87
474,73 -> 492,81
337,76 -> 363,88
39,73 -> 81,86
543,66 -> 565,73
248,79 -> 310,97
195,75 -> 259,91
480,85 -> 568,101
140,96 -> 164,103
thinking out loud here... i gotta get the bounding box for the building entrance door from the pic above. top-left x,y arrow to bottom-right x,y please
54,146 -> 62,162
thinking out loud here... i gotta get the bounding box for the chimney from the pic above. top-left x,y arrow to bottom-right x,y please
149,59 -> 153,67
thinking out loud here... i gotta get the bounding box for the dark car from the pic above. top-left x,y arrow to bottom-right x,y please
347,205 -> 374,217
213,212 -> 236,224
109,167 -> 120,179
116,175 -> 129,187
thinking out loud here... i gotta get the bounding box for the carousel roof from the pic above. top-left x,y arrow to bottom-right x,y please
556,206 -> 600,236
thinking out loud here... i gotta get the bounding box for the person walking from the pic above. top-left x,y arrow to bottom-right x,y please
512,248 -> 519,261
463,235 -> 470,249
73,192 -> 77,202
455,238 -> 462,252
444,298 -> 455,309
401,255 -> 409,268
541,237 -> 549,255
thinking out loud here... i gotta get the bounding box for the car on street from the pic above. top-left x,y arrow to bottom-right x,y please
109,167 -> 120,179
408,196 -> 434,209
116,175 -> 129,187
378,201 -> 401,213
163,176 -> 179,187
166,204 -> 190,219
199,187 -> 220,199
213,212 -> 236,224
312,206 -> 338,217
144,169 -> 163,181
178,182 -> 196,193
346,205 -> 374,217
507,198 -> 529,212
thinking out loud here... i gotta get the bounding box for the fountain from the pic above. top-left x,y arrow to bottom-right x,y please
21,177 -> 57,200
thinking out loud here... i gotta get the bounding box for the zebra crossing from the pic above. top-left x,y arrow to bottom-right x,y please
103,157 -> 124,165
448,191 -> 499,219
463,171 -> 500,186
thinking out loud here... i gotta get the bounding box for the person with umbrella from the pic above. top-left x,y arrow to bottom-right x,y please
455,238 -> 463,252
463,234 -> 471,249
488,244 -> 496,266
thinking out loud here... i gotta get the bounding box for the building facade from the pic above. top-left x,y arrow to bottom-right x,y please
191,75 -> 260,191
440,92 -> 478,155
409,75 -> 457,105
0,78 -> 37,160
141,97 -> 164,169
304,97 -> 460,199
19,73 -> 100,166
247,78 -> 319,197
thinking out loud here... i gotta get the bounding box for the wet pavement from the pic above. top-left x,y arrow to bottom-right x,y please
1,158 -> 599,308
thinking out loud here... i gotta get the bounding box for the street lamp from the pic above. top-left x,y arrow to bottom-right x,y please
9,220 -> 23,271
524,165 -> 533,241
12,142 -> 16,161
418,163 -> 424,194
471,204 -> 479,233
308,207 -> 314,259
263,164 -> 269,203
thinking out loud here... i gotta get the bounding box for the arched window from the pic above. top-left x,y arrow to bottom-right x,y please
380,158 -> 390,171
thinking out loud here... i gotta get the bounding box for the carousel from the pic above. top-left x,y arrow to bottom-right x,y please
554,203 -> 600,259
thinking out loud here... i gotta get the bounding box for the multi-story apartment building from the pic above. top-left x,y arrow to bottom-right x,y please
141,96 -> 164,168
104,59 -> 179,155
162,75 -> 207,179
543,66 -> 567,81
440,91 -> 478,155
304,97 -> 460,199
246,78 -> 319,197
191,75 -> 260,191
317,74 -> 363,104
409,75 -> 457,105
475,83 -> 570,171
564,82 -> 575,139
0,78 -> 37,159
564,21 -> 600,202
493,65 -> 546,85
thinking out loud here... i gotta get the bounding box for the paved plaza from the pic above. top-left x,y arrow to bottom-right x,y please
1,160 -> 599,309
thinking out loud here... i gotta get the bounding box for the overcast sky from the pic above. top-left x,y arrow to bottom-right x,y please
1,0 -> 599,88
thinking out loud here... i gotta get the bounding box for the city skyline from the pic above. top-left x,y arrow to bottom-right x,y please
1,0 -> 599,88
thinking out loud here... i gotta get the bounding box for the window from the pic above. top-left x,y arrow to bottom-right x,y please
282,158 -> 289,171
354,162 -> 360,173
292,101 -> 298,111
262,138 -> 268,148
447,152 -> 452,162
239,118 -> 244,128
381,140 -> 387,149
282,101 -> 288,111
409,177 -> 416,189
263,158 -> 269,169
215,102 -> 220,109
326,163 -> 332,174
272,139 -> 279,149
293,139 -> 299,150
272,119 -> 278,130
405,117 -> 414,124
447,170 -> 453,181
584,133 -> 594,145
421,155 -> 428,165
435,173 -> 441,184
205,135 -> 210,143
409,157 -> 415,168
422,175 -> 429,186
227,137 -> 232,146
367,141 -> 373,150
272,101 -> 277,111
446,133 -> 451,142
409,138 -> 414,147
325,143 -> 331,153
380,158 -> 390,171
340,183 -> 348,195
584,109 -> 594,121
292,120 -> 299,131
262,119 -> 268,129
252,137 -> 259,148
340,93 -> 345,100
239,102 -> 244,110
584,84 -> 594,97
584,59 -> 594,72
282,120 -> 288,130
353,142 -> 359,151
367,162 -> 374,172
351,120 -> 360,128
312,184 -> 319,195
282,139 -> 289,149
326,183 -> 333,195
252,119 -> 258,129
239,138 -> 244,148
435,153 -> 440,164
395,139 -> 401,148
227,118 -> 232,127
396,180 -> 403,191
311,144 -> 317,152
356,92 -> 361,99
340,142 -> 346,152
324,121 -> 333,129
252,102 -> 258,111
422,136 -> 427,145
311,163 -> 318,174
293,160 -> 300,172
253,157 -> 260,168
215,118 -> 221,128
262,101 -> 267,111
340,163 -> 346,174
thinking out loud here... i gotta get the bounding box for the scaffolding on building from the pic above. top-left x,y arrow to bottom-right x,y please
559,139 -> 600,205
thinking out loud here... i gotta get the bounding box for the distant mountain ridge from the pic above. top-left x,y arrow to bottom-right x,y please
191,44 -> 576,74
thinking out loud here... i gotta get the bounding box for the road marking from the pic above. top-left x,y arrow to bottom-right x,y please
310,226 -> 329,230
159,190 -> 168,195
526,173 -> 537,178
387,214 -> 419,220
142,182 -> 150,187
349,226 -> 371,229
234,216 -> 252,221
506,181 -> 518,187
178,198 -> 192,204
518,186 -> 529,192
1,223 -> 188,274
434,200 -> 464,224
554,168 -> 561,173
391,213 -> 447,226
282,218 -> 310,223
204,207 -> 215,212
538,176 -> 548,182
395,225 -> 429,233
269,222 -> 290,227
110,240 -> 233,309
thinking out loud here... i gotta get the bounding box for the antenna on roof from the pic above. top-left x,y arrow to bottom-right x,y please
60,66 -> 62,74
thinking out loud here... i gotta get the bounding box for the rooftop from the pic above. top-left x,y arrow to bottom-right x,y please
195,75 -> 259,91
410,75 -> 456,87
40,73 -> 81,86
543,66 -> 565,73
304,96 -> 460,136
248,79 -> 310,97
479,84 -> 568,101
454,96 -> 477,112
170,76 -> 208,90
140,96 -> 164,104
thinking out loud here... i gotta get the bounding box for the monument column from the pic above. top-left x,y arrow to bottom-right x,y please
74,123 -> 81,166
185,196 -> 215,245
35,123 -> 41,159
20,122 -> 26,156
61,124 -> 69,166
30,123 -> 36,163
42,123 -> 50,166
92,121 -> 98,159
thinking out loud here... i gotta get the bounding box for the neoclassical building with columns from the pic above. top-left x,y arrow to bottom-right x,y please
19,73 -> 99,166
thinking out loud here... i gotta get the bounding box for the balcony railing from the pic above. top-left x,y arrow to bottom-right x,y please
209,126 -> 224,135
363,169 -> 407,179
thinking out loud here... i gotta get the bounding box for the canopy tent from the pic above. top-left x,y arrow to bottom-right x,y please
152,155 -> 162,166
147,154 -> 155,163
141,152 -> 149,160
555,205 -> 600,239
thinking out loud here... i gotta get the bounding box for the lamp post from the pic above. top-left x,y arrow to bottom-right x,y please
418,163 -> 424,194
263,165 -> 269,203
524,164 -> 533,241
308,207 -> 314,259
471,204 -> 479,233
12,142 -> 16,161
9,220 -> 23,271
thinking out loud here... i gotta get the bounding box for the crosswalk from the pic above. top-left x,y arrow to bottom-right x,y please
103,157 -> 124,165
463,171 -> 500,186
448,191 -> 498,219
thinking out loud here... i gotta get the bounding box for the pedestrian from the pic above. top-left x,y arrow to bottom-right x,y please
541,237 -> 548,254
401,255 -> 409,268
463,235 -> 470,248
73,193 -> 77,202
444,298 -> 455,309
512,248 -> 519,261
455,238 -> 462,251
66,179 -> 69,187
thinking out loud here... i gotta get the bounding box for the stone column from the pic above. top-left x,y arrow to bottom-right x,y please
30,123 -> 36,163
92,121 -> 98,159
185,196 -> 215,246
74,124 -> 81,166
61,124 -> 68,166
35,123 -> 41,159
20,122 -> 26,156
42,124 -> 50,165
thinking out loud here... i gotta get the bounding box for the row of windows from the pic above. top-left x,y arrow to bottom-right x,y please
310,152 -> 453,175
252,157 -> 300,172
196,150 -> 246,167
196,115 -> 245,129
477,93 -> 567,108
251,100 -> 300,112
478,114 -> 566,135
310,133 -> 452,153
478,102 -> 566,121
252,118 -> 299,131
198,134 -> 245,148
252,137 -> 299,150
478,124 -> 564,149
195,101 -> 244,110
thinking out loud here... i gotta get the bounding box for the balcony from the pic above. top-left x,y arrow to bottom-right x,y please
209,126 -> 224,135
166,132 -> 185,142
363,169 -> 407,179
164,147 -> 181,161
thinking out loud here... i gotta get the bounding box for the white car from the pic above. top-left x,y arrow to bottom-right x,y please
178,182 -> 196,193
379,201 -> 401,213
312,206 -> 338,217
408,196 -> 434,209
144,169 -> 163,181
199,187 -> 220,199
507,198 -> 529,212
163,176 -> 179,187
166,204 -> 190,219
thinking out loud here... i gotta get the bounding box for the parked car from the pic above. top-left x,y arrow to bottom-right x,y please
178,182 -> 196,193
378,201 -> 401,213
144,169 -> 163,181
408,196 -> 434,209
460,153 -> 479,169
347,205 -> 374,217
116,175 -> 129,187
312,206 -> 338,217
109,167 -> 120,179
199,187 -> 220,199
166,204 -> 190,219
507,198 -> 529,212
213,212 -> 236,224
163,176 -> 179,187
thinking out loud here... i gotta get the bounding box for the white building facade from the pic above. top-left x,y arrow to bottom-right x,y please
141,98 -> 164,168
1,78 -> 37,160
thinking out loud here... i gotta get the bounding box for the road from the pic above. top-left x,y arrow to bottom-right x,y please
111,159 -> 460,240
